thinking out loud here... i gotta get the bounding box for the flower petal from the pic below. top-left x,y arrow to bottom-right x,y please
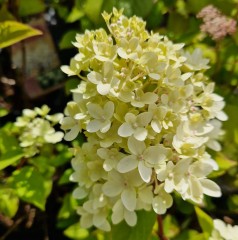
87,103 -> 102,119
118,123 -> 134,137
117,155 -> 138,173
103,181 -> 123,197
152,196 -> 167,214
124,209 -> 137,227
121,187 -> 137,211
72,187 -> 88,199
138,161 -> 152,183
143,146 -> 166,165
64,125 -> 80,141
134,127 -> 147,141
87,71 -> 102,84
100,120 -> 111,133
151,120 -> 162,133
104,101 -> 114,119
128,136 -> 146,155
137,112 -> 152,126
87,119 -> 102,132
189,161 -> 213,178
164,178 -> 175,193
112,200 -> 124,224
200,179 -> 221,197
97,83 -> 111,95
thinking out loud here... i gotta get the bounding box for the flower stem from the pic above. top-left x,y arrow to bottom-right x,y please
157,215 -> 168,240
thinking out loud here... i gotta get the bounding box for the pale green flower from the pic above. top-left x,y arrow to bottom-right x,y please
183,48 -> 210,71
172,122 -> 209,157
139,52 -> 166,80
117,37 -> 141,60
157,159 -> 221,204
93,41 -> 117,62
96,122 -> 122,148
131,89 -> 158,108
111,199 -> 137,227
34,105 -> 50,116
77,184 -> 111,231
205,120 -> 223,151
60,101 -> 86,141
117,137 -> 170,183
196,83 -> 228,121
209,219 -> 238,240
60,8 -> 227,229
15,105 -> 63,157
97,147 -> 125,171
71,142 -> 105,200
86,101 -> 114,133
149,104 -> 169,133
153,184 -> 173,214
118,112 -> 152,141
103,169 -> 143,211
137,185 -> 154,211
87,61 -> 119,95
71,81 -> 97,101
61,58 -> 82,76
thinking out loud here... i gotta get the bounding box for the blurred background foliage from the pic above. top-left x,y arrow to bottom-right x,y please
0,0 -> 238,239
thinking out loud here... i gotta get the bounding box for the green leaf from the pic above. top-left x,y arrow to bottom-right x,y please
163,214 -> 179,238
83,0 -> 104,24
174,194 -> 194,215
66,6 -> 84,23
0,5 -> 15,22
146,1 -> 167,29
194,206 -> 213,237
228,194 -> 238,212
0,150 -> 23,170
167,12 -> 189,38
110,210 -> 156,240
0,107 -> 9,117
18,0 -> 45,17
0,20 -> 42,48
0,128 -> 20,154
174,230 -> 206,240
224,104 -> 238,143
48,148 -> 72,167
57,193 -> 79,229
186,0 -> 210,13
64,222 -> 89,239
29,155 -> 55,178
58,168 -> 73,185
131,0 -> 154,18
0,188 -> 19,218
59,30 -> 78,49
7,166 -> 52,210
54,4 -> 69,20
0,128 -> 23,170
215,153 -> 237,171
58,194 -> 78,220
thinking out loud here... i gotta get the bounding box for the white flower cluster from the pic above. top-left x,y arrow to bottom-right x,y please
61,9 -> 227,231
209,219 -> 238,240
15,105 -> 64,157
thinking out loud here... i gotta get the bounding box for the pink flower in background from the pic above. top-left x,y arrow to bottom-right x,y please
197,5 -> 237,41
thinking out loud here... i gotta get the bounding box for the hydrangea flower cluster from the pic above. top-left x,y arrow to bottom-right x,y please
209,219 -> 238,240
61,9 -> 227,231
15,105 -> 64,157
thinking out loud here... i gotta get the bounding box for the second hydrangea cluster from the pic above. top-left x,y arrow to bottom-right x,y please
61,9 -> 227,231
15,105 -> 64,157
